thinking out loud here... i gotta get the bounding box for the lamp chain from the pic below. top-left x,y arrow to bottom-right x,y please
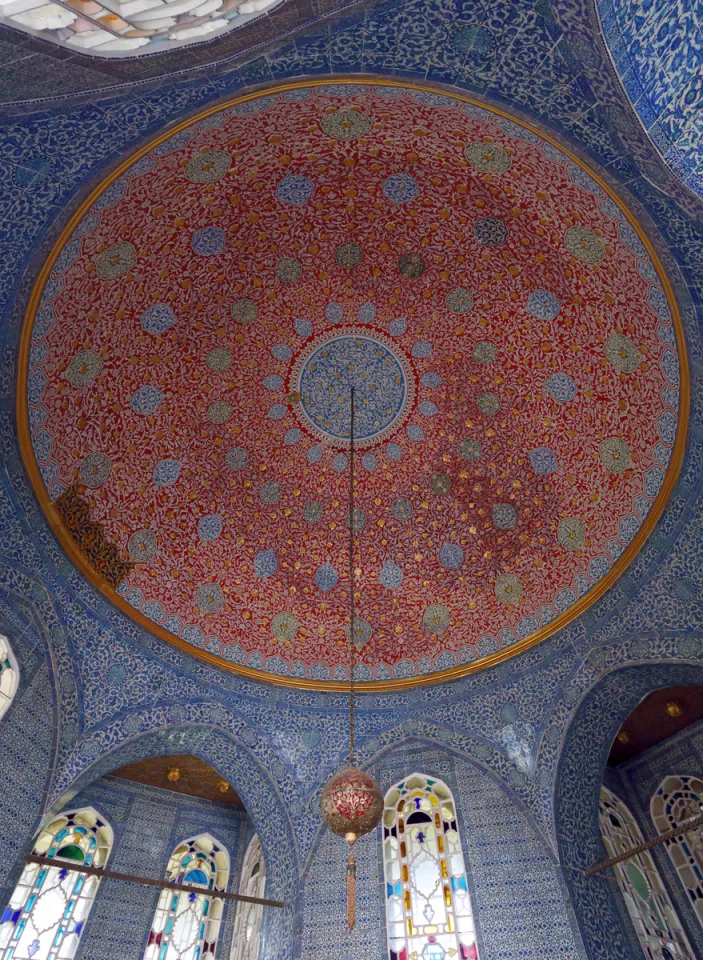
348,387 -> 356,767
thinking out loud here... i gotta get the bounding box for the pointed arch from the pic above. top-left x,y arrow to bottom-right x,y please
0,634 -> 19,721
230,835 -> 266,960
0,806 -> 113,960
651,775 -> 703,929
382,772 -> 478,960
600,786 -> 694,958
144,832 -> 230,960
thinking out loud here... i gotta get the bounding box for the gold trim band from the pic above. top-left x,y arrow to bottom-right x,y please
16,78 -> 690,692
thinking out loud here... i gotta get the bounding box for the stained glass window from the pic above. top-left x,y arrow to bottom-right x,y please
599,786 -> 694,959
230,836 -> 266,960
144,834 -> 229,960
0,807 -> 113,960
382,774 -> 478,960
0,635 -> 18,721
651,776 -> 703,928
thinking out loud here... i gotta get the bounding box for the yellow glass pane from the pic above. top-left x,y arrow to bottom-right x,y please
438,835 -> 444,854
441,860 -> 448,879
402,865 -> 408,883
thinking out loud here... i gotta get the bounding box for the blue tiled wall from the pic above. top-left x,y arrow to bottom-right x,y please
596,0 -> 703,198
301,742 -> 586,960
69,775 -> 249,960
615,718 -> 703,954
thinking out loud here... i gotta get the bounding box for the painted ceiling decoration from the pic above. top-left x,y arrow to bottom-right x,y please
0,0 -> 280,55
19,80 -> 686,690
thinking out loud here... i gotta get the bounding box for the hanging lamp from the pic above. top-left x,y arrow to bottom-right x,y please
320,387 -> 383,931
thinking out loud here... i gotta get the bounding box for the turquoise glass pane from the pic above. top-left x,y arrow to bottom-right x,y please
165,918 -> 173,935
25,895 -> 36,913
37,870 -> 47,888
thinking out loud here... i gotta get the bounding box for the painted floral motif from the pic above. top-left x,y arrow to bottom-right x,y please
129,528 -> 156,562
558,517 -> 586,551
191,226 -> 225,256
465,141 -> 511,173
565,225 -> 605,263
476,392 -> 500,415
185,150 -> 231,183
141,304 -> 177,335
130,385 -> 164,415
66,350 -> 102,387
600,437 -> 632,473
321,109 -> 372,140
271,611 -> 298,641
544,373 -> 578,403
79,452 -> 111,487
94,241 -> 136,279
460,438 -> 482,461
335,241 -> 362,268
276,257 -> 302,282
382,173 -> 420,204
423,604 -> 451,636
347,616 -> 372,649
473,342 -> 498,364
474,217 -> 508,246
445,287 -> 473,314
526,289 -> 561,320
605,333 -> 642,372
276,174 -> 314,206
495,573 -> 523,605
27,86 -> 680,684
207,348 -> 234,372
225,447 -> 248,470
207,401 -> 233,424
398,253 -> 426,278
231,299 -> 257,324
195,583 -> 224,615
492,503 -> 517,530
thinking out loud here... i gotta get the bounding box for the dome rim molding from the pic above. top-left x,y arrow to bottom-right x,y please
16,76 -> 690,692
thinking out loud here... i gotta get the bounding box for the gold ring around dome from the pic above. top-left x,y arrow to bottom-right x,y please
16,78 -> 690,692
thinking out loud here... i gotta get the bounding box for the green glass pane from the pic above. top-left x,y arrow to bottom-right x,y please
626,860 -> 650,902
57,844 -> 85,862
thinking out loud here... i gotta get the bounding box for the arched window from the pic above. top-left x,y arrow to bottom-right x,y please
599,787 -> 694,959
0,634 -> 19,720
145,833 -> 229,960
382,774 -> 478,960
652,775 -> 703,929
230,835 -> 266,960
0,806 -> 113,960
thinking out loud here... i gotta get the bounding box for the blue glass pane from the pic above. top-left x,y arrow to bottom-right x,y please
184,869 -> 208,885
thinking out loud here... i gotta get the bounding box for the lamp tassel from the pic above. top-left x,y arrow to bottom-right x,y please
346,850 -> 356,931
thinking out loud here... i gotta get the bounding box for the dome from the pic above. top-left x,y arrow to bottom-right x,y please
19,81 -> 685,689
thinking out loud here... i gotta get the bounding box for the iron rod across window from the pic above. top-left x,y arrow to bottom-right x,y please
585,812 -> 703,877
25,855 -> 284,907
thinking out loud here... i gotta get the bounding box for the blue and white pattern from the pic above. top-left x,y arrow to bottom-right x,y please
191,226 -> 226,256
276,175 -> 314,206
297,334 -> 408,443
141,304 -> 177,335
382,173 -> 420,204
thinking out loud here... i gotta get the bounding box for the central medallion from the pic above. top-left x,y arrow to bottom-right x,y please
292,329 -> 415,447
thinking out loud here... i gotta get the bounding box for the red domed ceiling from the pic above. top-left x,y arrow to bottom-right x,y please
20,81 -> 686,689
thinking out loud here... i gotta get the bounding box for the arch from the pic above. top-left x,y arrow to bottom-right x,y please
0,634 -> 18,721
382,772 -> 478,960
554,661 -> 703,960
48,724 -> 299,960
231,835 -> 266,960
0,806 -> 113,960
652,775 -> 703,928
600,786 -> 694,958
145,832 -> 230,960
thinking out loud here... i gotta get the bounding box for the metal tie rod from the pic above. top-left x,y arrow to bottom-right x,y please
585,812 -> 703,877
26,855 -> 284,908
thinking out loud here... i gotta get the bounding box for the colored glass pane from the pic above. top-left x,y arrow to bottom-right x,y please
144,834 -> 229,960
230,836 -> 266,960
0,635 -> 18,721
599,787 -> 693,959
0,808 -> 112,960
382,775 -> 478,960
651,776 -> 703,929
